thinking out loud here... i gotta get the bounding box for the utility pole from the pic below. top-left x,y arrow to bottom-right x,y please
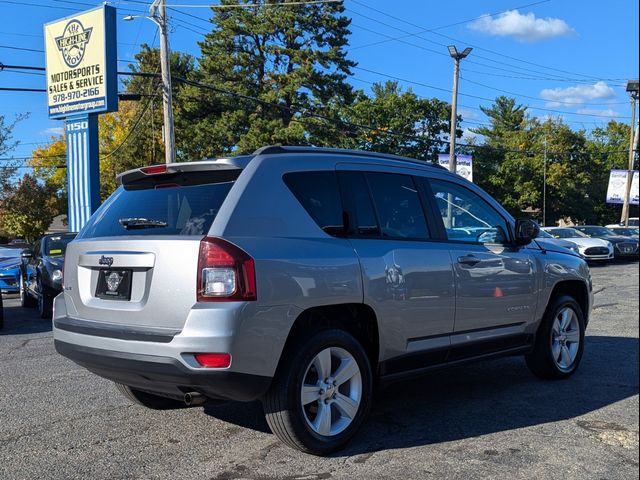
155,0 -> 175,164
543,136 -> 547,227
446,46 -> 472,229
447,45 -> 472,175
124,1 -> 176,164
621,80 -> 639,226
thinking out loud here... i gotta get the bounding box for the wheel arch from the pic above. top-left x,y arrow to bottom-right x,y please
276,303 -> 380,377
547,280 -> 590,325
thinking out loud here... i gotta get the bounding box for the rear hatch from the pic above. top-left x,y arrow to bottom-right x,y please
63,163 -> 241,330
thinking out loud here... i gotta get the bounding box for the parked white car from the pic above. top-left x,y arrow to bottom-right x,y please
606,217 -> 639,228
542,227 -> 613,261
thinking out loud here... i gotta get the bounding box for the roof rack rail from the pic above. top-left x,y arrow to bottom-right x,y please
252,145 -> 447,170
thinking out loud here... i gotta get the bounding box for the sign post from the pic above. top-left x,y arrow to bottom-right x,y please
44,5 -> 118,232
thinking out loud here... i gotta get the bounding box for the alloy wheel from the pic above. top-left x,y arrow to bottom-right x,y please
300,347 -> 362,437
551,306 -> 581,372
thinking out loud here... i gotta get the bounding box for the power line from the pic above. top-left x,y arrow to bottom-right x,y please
354,66 -> 630,119
348,75 -> 617,127
171,75 -> 631,158
0,44 -> 43,53
348,0 -> 551,49
459,75 -> 628,107
163,0 -> 342,8
347,0 -> 614,83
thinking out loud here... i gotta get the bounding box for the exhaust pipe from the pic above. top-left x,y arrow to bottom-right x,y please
184,392 -> 206,407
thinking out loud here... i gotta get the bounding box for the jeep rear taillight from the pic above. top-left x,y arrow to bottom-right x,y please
197,237 -> 256,302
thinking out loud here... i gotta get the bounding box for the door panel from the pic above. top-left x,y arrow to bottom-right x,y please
351,239 -> 455,361
424,178 -> 539,334
336,169 -> 455,363
449,243 -> 537,332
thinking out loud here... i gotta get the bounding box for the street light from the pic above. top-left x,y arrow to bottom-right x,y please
124,0 -> 175,165
621,79 -> 639,226
445,45 -> 472,229
447,45 -> 472,175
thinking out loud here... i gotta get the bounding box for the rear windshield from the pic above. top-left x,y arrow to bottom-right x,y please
78,173 -> 239,239
44,235 -> 75,256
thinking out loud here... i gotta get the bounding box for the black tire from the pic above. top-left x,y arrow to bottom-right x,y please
37,278 -> 53,320
114,383 -> 186,410
262,329 -> 373,455
20,272 -> 36,308
526,295 -> 585,380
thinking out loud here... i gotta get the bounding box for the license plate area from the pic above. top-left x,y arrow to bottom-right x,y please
95,269 -> 133,301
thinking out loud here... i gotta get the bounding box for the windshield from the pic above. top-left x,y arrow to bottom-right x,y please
44,235 -> 75,256
578,226 -> 615,237
547,228 -> 586,239
612,228 -> 639,236
537,230 -> 553,238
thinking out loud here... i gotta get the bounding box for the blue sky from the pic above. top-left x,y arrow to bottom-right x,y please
0,0 -> 638,166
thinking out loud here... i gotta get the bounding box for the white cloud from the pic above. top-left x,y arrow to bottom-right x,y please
539,81 -> 616,107
575,108 -> 620,119
469,10 -> 575,42
458,108 -> 479,120
462,128 -> 480,141
41,127 -> 64,136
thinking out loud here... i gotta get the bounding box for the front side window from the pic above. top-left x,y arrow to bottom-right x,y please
428,179 -> 509,244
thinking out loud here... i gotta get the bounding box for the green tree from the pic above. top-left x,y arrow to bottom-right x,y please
178,0 -> 356,157
0,174 -> 57,242
0,114 -> 27,198
29,45 -> 197,203
584,121 -> 638,223
338,81 -> 453,160
470,96 -> 528,203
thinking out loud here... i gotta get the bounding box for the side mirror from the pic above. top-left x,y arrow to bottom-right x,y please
21,249 -> 34,260
514,219 -> 540,246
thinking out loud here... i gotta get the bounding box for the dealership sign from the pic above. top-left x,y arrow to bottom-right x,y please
606,170 -> 639,205
44,6 -> 117,118
437,154 -> 473,182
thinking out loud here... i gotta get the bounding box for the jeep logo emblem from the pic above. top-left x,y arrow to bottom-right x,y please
98,255 -> 114,267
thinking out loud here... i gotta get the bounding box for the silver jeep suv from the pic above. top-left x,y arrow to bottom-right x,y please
53,146 -> 593,455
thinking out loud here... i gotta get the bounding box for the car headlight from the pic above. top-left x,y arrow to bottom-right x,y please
606,241 -> 614,250
51,269 -> 63,282
570,245 -> 581,255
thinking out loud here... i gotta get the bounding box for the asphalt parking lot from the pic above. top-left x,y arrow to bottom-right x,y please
0,261 -> 638,480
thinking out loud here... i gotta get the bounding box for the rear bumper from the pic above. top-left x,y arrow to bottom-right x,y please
55,340 -> 271,402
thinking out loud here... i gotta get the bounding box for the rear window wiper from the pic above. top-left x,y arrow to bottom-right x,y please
119,217 -> 168,229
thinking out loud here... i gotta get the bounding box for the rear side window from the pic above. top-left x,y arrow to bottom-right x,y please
338,172 -> 380,236
283,171 -> 345,236
78,171 -> 240,238
366,173 -> 430,240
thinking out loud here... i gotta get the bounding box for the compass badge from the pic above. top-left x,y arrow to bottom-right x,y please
105,271 -> 122,292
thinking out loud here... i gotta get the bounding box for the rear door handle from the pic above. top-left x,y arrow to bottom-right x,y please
457,255 -> 481,266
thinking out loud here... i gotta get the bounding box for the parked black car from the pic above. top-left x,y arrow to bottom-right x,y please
608,227 -> 639,238
20,233 -> 77,318
573,226 -> 639,260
